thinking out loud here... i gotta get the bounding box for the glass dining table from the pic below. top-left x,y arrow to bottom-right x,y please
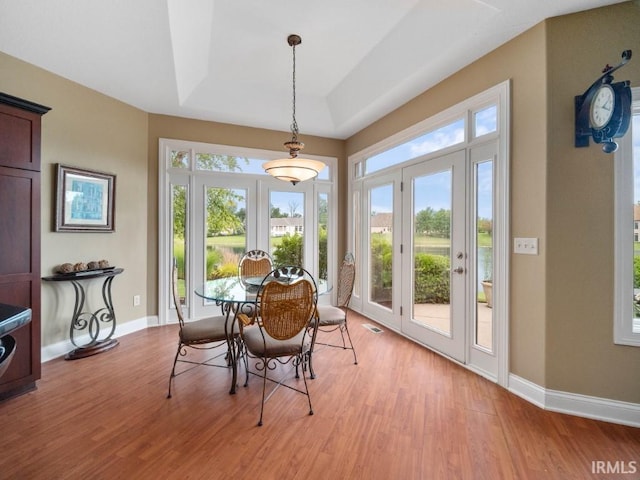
194,274 -> 329,394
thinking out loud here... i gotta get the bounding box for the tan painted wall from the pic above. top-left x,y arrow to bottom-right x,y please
0,51 -> 149,346
347,25 -> 549,387
146,115 -> 346,315
346,2 -> 640,402
545,3 -> 640,402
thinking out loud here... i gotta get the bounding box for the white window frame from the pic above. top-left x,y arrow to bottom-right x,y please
614,86 -> 640,346
347,81 -> 510,386
158,138 -> 337,325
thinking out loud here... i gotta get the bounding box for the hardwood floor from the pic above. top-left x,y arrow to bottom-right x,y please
0,310 -> 638,479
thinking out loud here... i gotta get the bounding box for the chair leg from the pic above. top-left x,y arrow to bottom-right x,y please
314,322 -> 358,369
258,359 -> 268,427
225,349 -> 232,366
295,358 -> 301,379
307,350 -> 316,379
296,349 -> 315,379
167,342 -> 182,399
339,326 -> 348,349
307,324 -> 317,379
301,357 -> 314,416
343,323 -> 358,365
239,340 -> 250,388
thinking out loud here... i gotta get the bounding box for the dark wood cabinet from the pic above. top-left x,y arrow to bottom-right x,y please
0,93 -> 50,401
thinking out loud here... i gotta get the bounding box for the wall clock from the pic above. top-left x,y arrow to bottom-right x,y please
575,50 -> 632,153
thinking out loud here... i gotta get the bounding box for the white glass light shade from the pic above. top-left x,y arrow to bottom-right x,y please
263,157 -> 326,185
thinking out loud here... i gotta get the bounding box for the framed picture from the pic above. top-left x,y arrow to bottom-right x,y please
55,164 -> 116,232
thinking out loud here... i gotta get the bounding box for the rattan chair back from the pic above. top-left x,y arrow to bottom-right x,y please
259,279 -> 316,340
239,250 -> 273,284
336,252 -> 356,308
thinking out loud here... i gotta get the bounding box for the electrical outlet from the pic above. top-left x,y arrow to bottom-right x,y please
514,237 -> 538,255
133,295 -> 141,306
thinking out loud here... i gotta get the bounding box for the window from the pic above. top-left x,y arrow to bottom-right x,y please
159,139 -> 337,324
364,118 -> 465,175
614,87 -> 640,346
269,190 -> 305,266
473,105 -> 497,138
171,150 -> 190,168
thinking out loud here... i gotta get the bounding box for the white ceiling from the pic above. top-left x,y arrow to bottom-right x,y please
0,0 -> 626,139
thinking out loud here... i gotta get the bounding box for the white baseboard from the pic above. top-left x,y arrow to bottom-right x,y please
41,316 -> 157,362
508,374 -> 547,408
509,374 -> 640,428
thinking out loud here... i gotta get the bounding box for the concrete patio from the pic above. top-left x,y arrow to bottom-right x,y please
413,302 -> 493,349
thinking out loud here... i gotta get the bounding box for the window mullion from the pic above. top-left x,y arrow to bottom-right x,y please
614,87 -> 640,346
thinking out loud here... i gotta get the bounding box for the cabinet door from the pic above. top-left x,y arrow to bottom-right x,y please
0,101 -> 44,172
0,167 -> 41,397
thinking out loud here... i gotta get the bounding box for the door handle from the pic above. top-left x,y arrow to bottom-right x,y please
453,267 -> 465,274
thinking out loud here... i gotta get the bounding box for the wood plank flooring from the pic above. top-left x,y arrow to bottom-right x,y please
0,311 -> 638,479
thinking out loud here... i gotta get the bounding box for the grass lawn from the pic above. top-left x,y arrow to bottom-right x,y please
413,233 -> 493,248
204,233 -> 492,249
207,235 -> 284,248
207,235 -> 246,247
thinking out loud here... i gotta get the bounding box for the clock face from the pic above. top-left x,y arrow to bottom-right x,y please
589,84 -> 615,129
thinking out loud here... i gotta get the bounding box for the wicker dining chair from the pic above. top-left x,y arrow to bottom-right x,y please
238,250 -> 273,287
238,250 -> 273,317
311,252 -> 357,374
167,259 -> 234,399
237,266 -> 318,426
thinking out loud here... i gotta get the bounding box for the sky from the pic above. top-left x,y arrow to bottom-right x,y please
368,107 -> 496,220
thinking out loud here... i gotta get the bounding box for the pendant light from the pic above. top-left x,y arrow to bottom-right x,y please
263,34 -> 325,185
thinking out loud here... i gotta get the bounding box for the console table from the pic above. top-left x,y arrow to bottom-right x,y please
42,268 -> 123,360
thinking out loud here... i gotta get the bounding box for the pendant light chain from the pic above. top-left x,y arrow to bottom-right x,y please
262,34 -> 325,185
290,41 -> 299,142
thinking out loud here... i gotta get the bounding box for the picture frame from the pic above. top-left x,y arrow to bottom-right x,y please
55,164 -> 116,232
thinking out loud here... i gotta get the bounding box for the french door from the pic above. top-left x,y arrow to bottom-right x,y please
361,171 -> 402,329
401,150 -> 467,362
191,175 -> 254,320
360,144 -> 498,378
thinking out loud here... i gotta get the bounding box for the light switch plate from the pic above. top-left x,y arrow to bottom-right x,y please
514,237 -> 538,255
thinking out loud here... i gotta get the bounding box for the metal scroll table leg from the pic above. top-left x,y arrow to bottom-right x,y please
65,276 -> 119,360
221,300 -> 253,395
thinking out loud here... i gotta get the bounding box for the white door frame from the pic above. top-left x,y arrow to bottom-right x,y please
400,149 -> 467,363
347,81 -> 510,387
360,170 -> 403,330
